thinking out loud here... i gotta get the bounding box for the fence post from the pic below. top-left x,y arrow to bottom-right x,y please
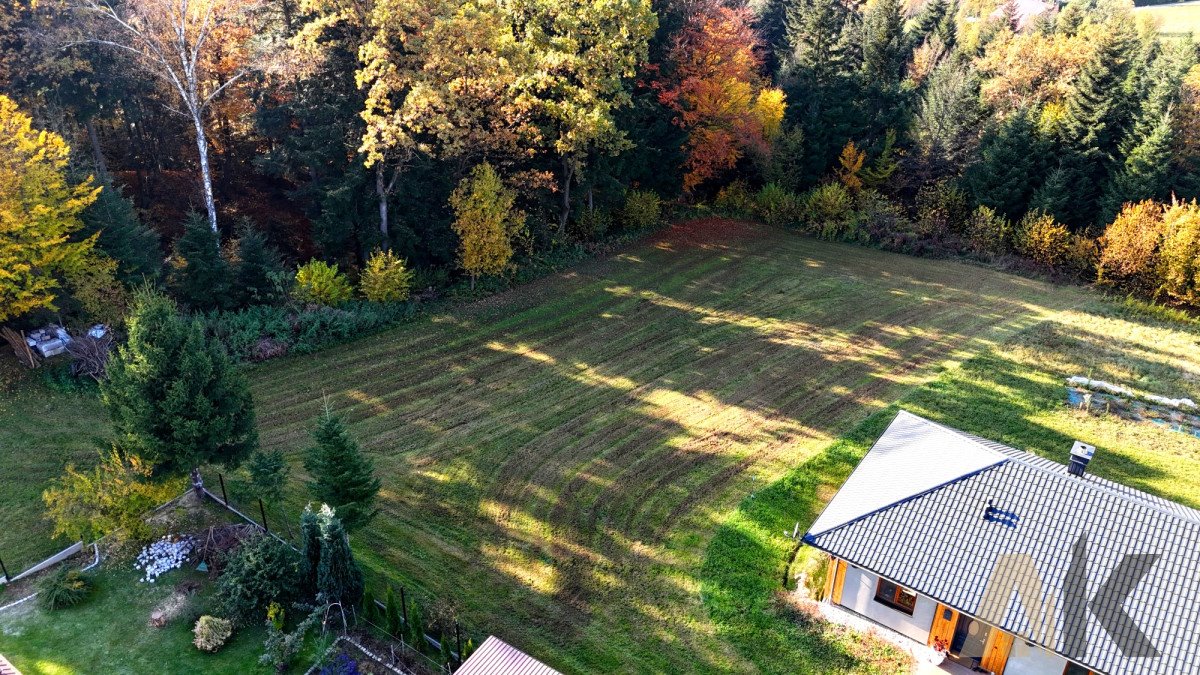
259,498 -> 269,534
456,622 -> 463,665
0,553 -> 9,582
218,473 -> 229,505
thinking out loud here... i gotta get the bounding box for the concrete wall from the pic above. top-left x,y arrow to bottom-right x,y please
838,565 -> 936,643
1004,639 -> 1069,675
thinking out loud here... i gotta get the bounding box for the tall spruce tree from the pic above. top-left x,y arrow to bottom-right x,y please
80,183 -> 161,285
1100,114 -> 1174,222
230,220 -> 283,308
1028,167 -> 1075,224
782,0 -> 862,181
169,212 -> 232,311
316,506 -> 364,606
102,288 -> 257,488
1057,28 -> 1137,225
966,108 -> 1047,220
303,407 -> 381,531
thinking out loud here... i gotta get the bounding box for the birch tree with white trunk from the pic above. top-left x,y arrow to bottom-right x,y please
71,0 -> 272,239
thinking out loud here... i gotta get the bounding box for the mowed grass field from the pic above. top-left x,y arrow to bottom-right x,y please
19,218 -> 1186,673
244,220 -> 1085,672
1134,1 -> 1200,35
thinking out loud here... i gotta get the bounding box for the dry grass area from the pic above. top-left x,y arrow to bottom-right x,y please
242,220 -> 1085,672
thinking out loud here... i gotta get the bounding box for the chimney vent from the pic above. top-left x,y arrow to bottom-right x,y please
1067,441 -> 1095,477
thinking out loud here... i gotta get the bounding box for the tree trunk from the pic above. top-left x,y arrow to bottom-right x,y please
190,467 -> 205,496
558,156 -> 575,233
85,119 -> 109,179
376,165 -> 390,249
191,112 -> 219,238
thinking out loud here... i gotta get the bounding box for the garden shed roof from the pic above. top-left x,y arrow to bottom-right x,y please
455,636 -> 561,675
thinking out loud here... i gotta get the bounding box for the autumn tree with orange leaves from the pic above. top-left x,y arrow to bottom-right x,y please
655,0 -> 784,193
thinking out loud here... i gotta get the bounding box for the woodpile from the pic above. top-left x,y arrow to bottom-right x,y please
0,326 -> 39,369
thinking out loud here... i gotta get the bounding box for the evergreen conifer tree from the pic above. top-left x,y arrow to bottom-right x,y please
966,108 -> 1047,220
1100,114 -> 1173,222
80,183 -> 161,285
408,600 -> 427,649
386,585 -> 403,635
303,407 -> 381,531
299,504 -> 323,594
101,288 -> 257,487
230,220 -> 283,307
170,212 -> 232,311
1028,167 -> 1075,225
316,507 -> 364,606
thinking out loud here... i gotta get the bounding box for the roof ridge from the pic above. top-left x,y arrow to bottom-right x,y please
952,428 -> 1200,527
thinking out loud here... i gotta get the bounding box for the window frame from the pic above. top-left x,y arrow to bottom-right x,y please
873,577 -> 919,616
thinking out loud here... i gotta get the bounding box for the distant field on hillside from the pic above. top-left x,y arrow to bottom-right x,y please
1134,1 -> 1200,34
1,219 -> 1124,672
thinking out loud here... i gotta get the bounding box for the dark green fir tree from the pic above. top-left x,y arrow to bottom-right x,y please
304,406 -> 381,531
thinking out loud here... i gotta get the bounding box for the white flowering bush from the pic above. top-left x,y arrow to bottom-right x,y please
134,535 -> 194,583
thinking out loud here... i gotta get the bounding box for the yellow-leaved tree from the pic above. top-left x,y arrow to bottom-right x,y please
0,95 -> 99,323
449,163 -> 524,290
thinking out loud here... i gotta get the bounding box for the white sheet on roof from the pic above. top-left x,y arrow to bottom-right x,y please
807,410 -> 1007,536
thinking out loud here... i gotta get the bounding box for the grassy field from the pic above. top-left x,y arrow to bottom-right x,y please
8,219 -> 1200,673
1134,1 -> 1200,34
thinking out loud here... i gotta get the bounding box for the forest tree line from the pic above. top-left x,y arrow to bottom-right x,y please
3,0 -> 1200,338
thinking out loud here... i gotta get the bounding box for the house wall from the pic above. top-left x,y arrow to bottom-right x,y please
1004,639 -> 1069,675
838,565 -> 937,642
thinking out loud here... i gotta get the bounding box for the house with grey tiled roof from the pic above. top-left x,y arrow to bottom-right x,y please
804,410 -> 1200,675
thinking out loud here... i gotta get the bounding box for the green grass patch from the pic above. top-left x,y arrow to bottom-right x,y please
1134,2 -> 1200,34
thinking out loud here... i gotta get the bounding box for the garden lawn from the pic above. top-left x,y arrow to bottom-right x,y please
13,219 -> 1199,673
0,362 -> 109,571
0,565 -> 280,675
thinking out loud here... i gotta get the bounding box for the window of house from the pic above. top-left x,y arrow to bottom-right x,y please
873,578 -> 918,615
1063,664 -> 1092,675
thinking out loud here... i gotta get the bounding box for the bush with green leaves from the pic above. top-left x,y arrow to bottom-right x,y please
260,605 -> 321,672
359,249 -> 414,303
755,183 -> 803,227
293,260 -> 353,307
193,615 -> 234,652
853,190 -> 911,244
622,190 -> 662,230
203,300 -> 417,362
572,208 -> 612,240
800,183 -> 852,236
39,567 -> 93,610
214,535 -> 304,623
714,180 -> 755,217
914,182 -> 970,238
965,205 -> 1012,256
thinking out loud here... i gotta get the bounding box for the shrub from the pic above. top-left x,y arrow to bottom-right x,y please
571,208 -> 612,240
622,190 -> 662,230
1156,199 -> 1200,304
714,180 -> 755,217
203,301 -> 416,363
42,447 -> 184,545
964,205 -> 1012,256
260,605 -> 321,671
800,183 -> 852,235
756,183 -> 803,227
1015,211 -> 1073,270
359,249 -> 414,303
193,615 -> 234,652
914,182 -> 969,238
214,535 -> 303,623
293,260 -> 353,307
39,567 -> 93,610
450,162 -> 524,289
1097,200 -> 1164,293
854,190 -> 912,244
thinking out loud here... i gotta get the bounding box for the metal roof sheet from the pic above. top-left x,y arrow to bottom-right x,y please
455,636 -> 561,675
806,411 -> 1200,675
